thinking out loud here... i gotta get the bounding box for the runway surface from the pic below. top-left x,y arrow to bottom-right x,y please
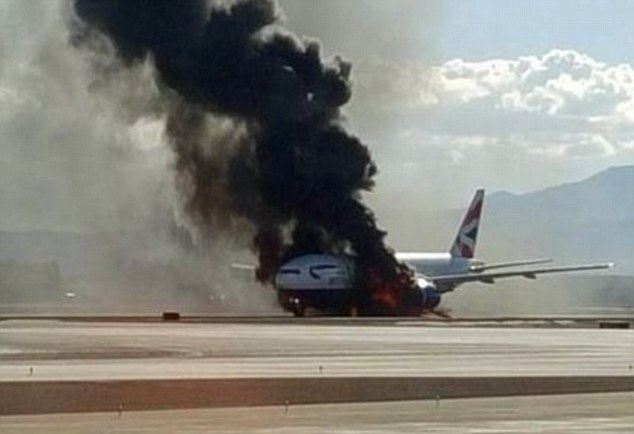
3,393 -> 634,433
1,318 -> 633,426
1,320 -> 633,380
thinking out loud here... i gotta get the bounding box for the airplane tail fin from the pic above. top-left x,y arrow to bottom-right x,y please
449,189 -> 484,258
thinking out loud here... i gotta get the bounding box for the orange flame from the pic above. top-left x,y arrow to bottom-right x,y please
367,268 -> 416,313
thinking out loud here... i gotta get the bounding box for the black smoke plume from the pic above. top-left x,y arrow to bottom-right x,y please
71,0 -> 415,312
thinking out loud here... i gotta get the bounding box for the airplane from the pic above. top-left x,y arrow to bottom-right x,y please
272,189 -> 613,317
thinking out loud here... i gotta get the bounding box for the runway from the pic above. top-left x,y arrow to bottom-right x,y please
2,320 -> 633,380
1,318 -> 633,422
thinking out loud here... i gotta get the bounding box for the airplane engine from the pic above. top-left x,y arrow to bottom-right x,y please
419,286 -> 442,309
416,277 -> 442,309
395,283 -> 442,316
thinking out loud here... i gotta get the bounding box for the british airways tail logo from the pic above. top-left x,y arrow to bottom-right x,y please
450,190 -> 484,258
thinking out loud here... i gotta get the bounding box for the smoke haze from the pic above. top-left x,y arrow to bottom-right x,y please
0,0 -> 278,313
70,0 -> 417,312
0,1 -> 171,233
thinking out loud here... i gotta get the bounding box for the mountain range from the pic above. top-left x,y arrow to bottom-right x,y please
483,165 -> 634,273
2,165 -> 634,314
2,165 -> 634,274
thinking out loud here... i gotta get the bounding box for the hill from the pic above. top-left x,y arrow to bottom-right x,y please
481,166 -> 634,273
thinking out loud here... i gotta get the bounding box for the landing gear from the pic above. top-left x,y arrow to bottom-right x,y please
348,305 -> 359,317
289,297 -> 306,317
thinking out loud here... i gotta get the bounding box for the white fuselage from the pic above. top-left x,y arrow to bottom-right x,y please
396,252 -> 483,277
274,254 -> 356,315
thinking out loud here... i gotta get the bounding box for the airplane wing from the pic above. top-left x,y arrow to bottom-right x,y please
430,262 -> 614,293
469,258 -> 552,273
231,263 -> 256,271
230,263 -> 256,277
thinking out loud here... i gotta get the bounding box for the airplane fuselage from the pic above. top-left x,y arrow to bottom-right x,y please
274,254 -> 356,316
274,253 -> 448,316
395,252 -> 483,277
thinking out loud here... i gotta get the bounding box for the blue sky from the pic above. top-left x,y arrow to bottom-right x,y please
280,0 -> 634,63
439,0 -> 634,63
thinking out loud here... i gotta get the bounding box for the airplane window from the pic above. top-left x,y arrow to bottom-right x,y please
311,265 -> 338,271
309,264 -> 338,278
279,269 -> 300,275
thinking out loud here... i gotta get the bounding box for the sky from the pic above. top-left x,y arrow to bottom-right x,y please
437,0 -> 634,63
280,0 -> 634,211
281,0 -> 634,66
2,0 -> 634,232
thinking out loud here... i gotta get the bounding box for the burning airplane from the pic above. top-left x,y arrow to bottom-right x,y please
271,190 -> 612,317
71,0 -> 418,315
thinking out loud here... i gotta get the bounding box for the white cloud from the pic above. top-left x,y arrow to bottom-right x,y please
351,49 -> 634,165
355,49 -> 634,121
345,50 -> 634,210
431,49 -> 634,119
526,133 -> 617,158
